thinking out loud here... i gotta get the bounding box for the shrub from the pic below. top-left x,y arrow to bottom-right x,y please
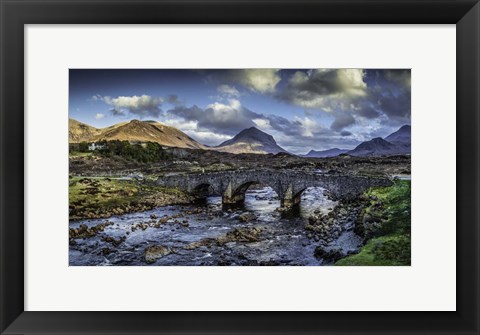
96,140 -> 169,163
78,141 -> 89,152
372,235 -> 411,264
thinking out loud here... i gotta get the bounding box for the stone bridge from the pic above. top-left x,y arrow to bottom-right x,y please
156,169 -> 392,209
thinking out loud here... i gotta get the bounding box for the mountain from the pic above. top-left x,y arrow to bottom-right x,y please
214,127 -> 288,154
347,137 -> 400,156
95,120 -> 207,149
384,125 -> 411,144
382,124 -> 411,155
69,118 -> 206,150
305,148 -> 348,158
342,125 -> 411,157
303,125 -> 411,158
69,118 -> 102,143
347,137 -> 410,157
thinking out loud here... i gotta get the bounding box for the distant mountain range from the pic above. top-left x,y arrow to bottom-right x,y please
347,125 -> 410,156
214,127 -> 287,154
347,137 -> 408,156
305,125 -> 411,157
305,148 -> 349,158
69,118 -> 411,157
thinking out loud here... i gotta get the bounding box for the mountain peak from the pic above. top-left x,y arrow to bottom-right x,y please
238,126 -> 268,136
371,137 -> 388,143
215,127 -> 287,155
244,126 -> 261,132
347,137 -> 396,157
384,124 -> 411,144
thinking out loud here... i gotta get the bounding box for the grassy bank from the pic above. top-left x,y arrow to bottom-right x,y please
69,177 -> 191,220
69,151 -> 94,158
336,179 -> 411,266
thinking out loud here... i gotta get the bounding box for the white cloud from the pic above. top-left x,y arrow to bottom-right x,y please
280,69 -> 367,110
294,116 -> 317,137
94,113 -> 105,120
230,69 -> 281,94
161,114 -> 233,146
163,118 -> 199,132
168,98 -> 279,137
252,118 -> 271,130
94,94 -> 163,118
184,130 -> 232,146
203,99 -> 249,126
336,69 -> 367,97
217,84 -> 240,98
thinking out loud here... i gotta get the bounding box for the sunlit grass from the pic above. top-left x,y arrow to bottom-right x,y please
69,177 -> 184,218
335,235 -> 411,266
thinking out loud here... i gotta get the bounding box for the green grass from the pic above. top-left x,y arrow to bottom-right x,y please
69,177 -> 186,219
335,235 -> 411,266
364,180 -> 411,236
336,179 -> 411,266
69,177 -> 139,209
69,151 -> 94,158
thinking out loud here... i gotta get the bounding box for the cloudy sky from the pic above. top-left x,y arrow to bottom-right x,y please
69,69 -> 411,154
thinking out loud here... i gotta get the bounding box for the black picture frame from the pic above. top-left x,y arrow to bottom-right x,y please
1,0 -> 479,334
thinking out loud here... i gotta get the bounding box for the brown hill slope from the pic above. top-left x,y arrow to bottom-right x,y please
69,118 -> 102,143
69,118 -> 206,150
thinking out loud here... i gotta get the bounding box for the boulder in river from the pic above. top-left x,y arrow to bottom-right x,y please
144,245 -> 170,264
238,212 -> 256,222
218,227 -> 263,244
314,246 -> 344,262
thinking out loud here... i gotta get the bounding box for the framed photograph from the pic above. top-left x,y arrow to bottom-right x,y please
1,0 -> 479,334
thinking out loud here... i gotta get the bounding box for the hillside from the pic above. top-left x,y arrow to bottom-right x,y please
69,118 -> 206,150
384,125 -> 411,144
69,118 -> 102,143
305,148 -> 348,158
347,137 -> 410,156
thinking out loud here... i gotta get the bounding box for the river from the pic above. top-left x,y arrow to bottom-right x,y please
69,186 -> 363,266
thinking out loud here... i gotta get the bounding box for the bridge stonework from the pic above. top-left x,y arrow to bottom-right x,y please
156,169 -> 392,209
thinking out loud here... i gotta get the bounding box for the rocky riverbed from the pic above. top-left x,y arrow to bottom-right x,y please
69,186 -> 364,266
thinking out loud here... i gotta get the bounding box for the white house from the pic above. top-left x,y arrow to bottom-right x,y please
88,143 -> 105,151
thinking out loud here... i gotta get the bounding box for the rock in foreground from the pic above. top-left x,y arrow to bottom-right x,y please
238,212 -> 256,222
144,245 -> 170,264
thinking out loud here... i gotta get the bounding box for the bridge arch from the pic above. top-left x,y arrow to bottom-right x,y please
192,183 -> 215,198
223,180 -> 282,207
